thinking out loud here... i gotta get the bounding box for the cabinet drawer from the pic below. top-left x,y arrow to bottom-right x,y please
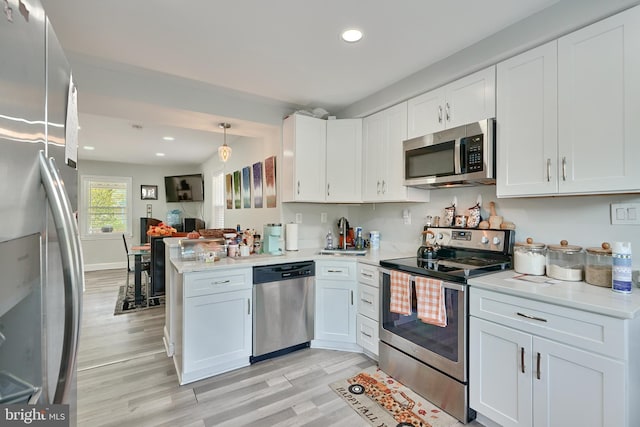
470,288 -> 624,359
316,260 -> 356,281
184,268 -> 252,298
358,282 -> 379,321
357,314 -> 379,356
358,263 -> 379,287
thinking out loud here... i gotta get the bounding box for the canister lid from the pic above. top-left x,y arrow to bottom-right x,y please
514,237 -> 545,249
586,242 -> 612,255
547,240 -> 582,253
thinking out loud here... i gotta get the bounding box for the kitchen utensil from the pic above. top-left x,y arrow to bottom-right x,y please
478,220 -> 489,229
585,242 -> 612,287
488,201 -> 503,229
467,203 -> 481,228
546,240 -> 584,281
443,205 -> 455,227
500,221 -> 516,230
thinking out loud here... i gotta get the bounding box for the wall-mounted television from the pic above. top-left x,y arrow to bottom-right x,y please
164,174 -> 204,202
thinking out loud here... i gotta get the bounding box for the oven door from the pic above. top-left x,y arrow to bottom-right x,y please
379,269 -> 467,383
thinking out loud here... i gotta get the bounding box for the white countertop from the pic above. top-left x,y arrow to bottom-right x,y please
169,246 -> 414,274
468,270 -> 640,319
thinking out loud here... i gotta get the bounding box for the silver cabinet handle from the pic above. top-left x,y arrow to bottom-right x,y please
213,279 -> 231,285
377,180 -> 381,195
562,157 -> 567,181
351,290 -> 354,305
381,180 -> 386,194
327,183 -> 330,196
297,180 -> 300,194
521,347 -> 525,374
248,298 -> 251,315
546,158 -> 551,182
39,151 -> 83,404
362,331 -> 372,338
361,272 -> 373,278
438,105 -> 443,123
445,102 -> 450,122
517,312 -> 547,322
361,298 -> 373,305
327,269 -> 344,273
536,352 -> 541,380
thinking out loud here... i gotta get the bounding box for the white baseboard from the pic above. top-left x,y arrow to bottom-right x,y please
84,262 -> 126,272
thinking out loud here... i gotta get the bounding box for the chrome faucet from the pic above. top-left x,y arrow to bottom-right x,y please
337,217 -> 348,250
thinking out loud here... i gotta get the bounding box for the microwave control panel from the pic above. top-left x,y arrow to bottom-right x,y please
463,134 -> 483,172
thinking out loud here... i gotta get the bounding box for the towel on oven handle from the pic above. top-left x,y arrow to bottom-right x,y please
414,276 -> 447,327
390,270 -> 412,316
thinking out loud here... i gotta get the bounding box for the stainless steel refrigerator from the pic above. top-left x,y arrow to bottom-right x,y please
0,0 -> 82,423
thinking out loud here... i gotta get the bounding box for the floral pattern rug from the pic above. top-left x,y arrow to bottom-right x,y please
330,366 -> 459,427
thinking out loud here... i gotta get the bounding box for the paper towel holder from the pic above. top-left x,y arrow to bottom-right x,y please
285,222 -> 299,251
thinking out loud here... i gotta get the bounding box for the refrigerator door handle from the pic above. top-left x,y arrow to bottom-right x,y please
38,151 -> 84,404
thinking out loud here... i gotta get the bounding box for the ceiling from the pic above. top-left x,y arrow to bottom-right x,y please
40,0 -> 560,166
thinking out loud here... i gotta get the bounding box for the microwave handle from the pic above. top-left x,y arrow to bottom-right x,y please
454,138 -> 463,174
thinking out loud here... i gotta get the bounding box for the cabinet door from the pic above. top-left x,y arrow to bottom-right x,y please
282,114 -> 326,202
470,317 -> 533,427
533,337 -> 625,427
326,118 -> 362,202
446,66 -> 496,128
497,41 -> 558,197
379,102 -> 410,201
362,110 -> 384,201
315,279 -> 356,344
356,314 -> 379,356
407,86 -> 446,138
183,289 -> 252,375
558,6 -> 640,194
357,282 -> 379,321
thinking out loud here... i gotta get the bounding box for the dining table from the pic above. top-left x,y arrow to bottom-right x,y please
129,244 -> 151,305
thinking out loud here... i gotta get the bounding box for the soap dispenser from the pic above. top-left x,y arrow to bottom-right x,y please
325,231 -> 334,250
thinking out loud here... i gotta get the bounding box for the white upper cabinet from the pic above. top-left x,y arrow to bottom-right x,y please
497,5 -> 640,197
408,66 -> 496,138
282,114 -> 327,202
496,41 -> 558,197
362,102 -> 429,202
326,119 -> 362,202
282,114 -> 363,203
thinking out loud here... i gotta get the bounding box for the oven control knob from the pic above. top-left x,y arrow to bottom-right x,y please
436,233 -> 444,240
492,236 -> 501,245
481,236 -> 489,244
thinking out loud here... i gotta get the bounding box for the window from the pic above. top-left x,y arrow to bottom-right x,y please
80,175 -> 133,238
211,172 -> 224,228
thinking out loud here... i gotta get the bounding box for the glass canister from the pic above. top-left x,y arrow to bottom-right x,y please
546,240 -> 584,281
514,237 -> 547,275
585,242 -> 612,287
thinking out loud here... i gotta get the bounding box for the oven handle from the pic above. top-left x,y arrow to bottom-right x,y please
379,268 -> 466,292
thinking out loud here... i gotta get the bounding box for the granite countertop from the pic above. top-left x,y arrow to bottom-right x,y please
468,270 -> 640,319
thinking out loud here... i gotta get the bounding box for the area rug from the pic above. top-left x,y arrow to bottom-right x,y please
113,273 -> 164,315
330,366 -> 459,427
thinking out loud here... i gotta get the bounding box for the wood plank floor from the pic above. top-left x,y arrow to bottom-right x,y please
78,269 -> 483,427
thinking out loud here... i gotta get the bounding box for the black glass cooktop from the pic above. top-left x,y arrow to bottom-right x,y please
380,255 -> 511,284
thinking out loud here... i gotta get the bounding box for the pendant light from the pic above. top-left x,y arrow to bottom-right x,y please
218,123 -> 232,162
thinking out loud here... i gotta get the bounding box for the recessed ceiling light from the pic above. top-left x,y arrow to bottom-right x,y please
162,136 -> 174,141
341,28 -> 363,43
83,146 -> 95,150
155,152 -> 165,157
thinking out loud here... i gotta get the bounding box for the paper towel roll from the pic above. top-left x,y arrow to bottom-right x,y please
285,223 -> 299,251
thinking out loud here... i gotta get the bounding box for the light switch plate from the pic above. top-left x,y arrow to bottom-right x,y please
610,203 -> 640,225
295,213 -> 303,224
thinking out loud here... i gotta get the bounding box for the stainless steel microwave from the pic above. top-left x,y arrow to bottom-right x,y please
403,118 -> 496,189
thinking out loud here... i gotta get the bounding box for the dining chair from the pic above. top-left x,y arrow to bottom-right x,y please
122,234 -> 151,289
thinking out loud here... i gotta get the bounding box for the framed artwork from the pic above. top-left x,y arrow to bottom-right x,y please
242,166 -> 251,208
225,173 -> 233,209
264,155 -> 277,208
141,185 -> 157,200
252,161 -> 263,208
233,170 -> 241,209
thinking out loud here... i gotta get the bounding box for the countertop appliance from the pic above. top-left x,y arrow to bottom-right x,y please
251,261 -> 315,363
379,227 -> 513,423
0,1 -> 82,419
403,118 -> 495,188
263,223 -> 283,255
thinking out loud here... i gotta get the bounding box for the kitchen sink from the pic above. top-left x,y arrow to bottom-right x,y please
318,248 -> 367,256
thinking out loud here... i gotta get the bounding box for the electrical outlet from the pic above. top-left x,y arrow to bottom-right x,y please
320,212 -> 327,223
610,203 -> 640,225
295,213 -> 303,224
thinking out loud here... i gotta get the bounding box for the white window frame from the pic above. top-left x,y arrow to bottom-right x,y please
79,175 -> 133,240
211,172 -> 225,228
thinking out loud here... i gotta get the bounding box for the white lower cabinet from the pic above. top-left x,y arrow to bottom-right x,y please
356,263 -> 380,358
174,267 -> 252,385
313,260 -> 359,351
470,288 -> 627,427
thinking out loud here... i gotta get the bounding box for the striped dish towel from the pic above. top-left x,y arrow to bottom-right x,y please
414,276 -> 447,327
390,270 -> 412,315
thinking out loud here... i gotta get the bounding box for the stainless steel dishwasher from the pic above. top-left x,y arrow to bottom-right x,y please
251,261 -> 315,363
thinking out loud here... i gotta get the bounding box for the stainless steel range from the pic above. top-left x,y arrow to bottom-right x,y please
379,227 -> 514,423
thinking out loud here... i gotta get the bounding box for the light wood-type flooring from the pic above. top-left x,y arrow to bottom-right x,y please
77,269 -> 482,427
